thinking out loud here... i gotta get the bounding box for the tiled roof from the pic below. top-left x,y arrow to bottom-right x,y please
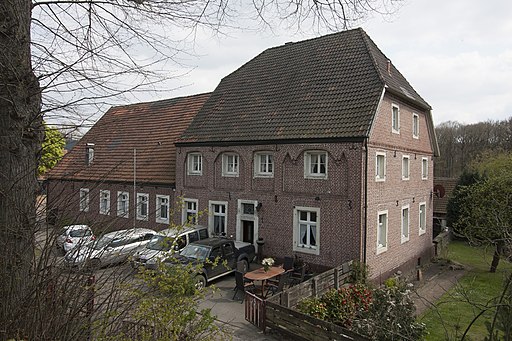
178,28 -> 430,144
433,177 -> 458,215
47,93 -> 210,184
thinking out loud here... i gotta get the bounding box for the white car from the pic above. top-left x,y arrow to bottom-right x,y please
64,228 -> 156,268
132,225 -> 209,269
56,225 -> 95,253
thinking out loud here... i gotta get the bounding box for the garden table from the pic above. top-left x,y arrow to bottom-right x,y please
244,266 -> 285,298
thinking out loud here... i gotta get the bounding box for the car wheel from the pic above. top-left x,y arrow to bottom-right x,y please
240,259 -> 249,273
195,275 -> 206,290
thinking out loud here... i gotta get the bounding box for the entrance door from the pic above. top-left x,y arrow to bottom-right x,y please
236,200 -> 259,249
242,220 -> 255,244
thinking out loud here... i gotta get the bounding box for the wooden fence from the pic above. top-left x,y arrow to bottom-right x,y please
266,260 -> 353,308
266,301 -> 369,341
247,260 -> 370,341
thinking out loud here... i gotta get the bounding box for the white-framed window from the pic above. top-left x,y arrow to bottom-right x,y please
401,205 -> 410,243
376,152 -> 386,181
412,113 -> 419,138
392,104 -> 400,133
293,207 -> 320,255
183,198 -> 198,225
304,151 -> 328,179
254,152 -> 274,177
86,143 -> 94,165
187,153 -> 203,175
222,153 -> 239,177
422,157 -> 428,179
99,190 -> 110,215
402,155 -> 410,180
156,195 -> 170,224
117,191 -> 129,218
79,188 -> 90,212
377,210 -> 388,254
209,201 -> 227,236
419,202 -> 427,235
136,193 -> 149,221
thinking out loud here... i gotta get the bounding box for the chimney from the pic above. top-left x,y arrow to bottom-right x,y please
387,60 -> 392,76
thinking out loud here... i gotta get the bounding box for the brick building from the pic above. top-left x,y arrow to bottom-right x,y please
46,93 -> 210,232
47,28 -> 439,281
175,28 -> 439,280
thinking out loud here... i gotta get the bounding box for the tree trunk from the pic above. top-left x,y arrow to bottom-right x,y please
0,0 -> 43,338
490,241 -> 504,273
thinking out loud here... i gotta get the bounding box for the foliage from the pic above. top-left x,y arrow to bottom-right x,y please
298,284 -> 372,327
95,236 -> 228,340
454,152 -> 512,272
435,118 -> 512,178
298,278 -> 424,340
420,241 -> 512,340
446,169 -> 481,234
353,279 -> 426,341
38,123 -> 65,176
350,260 -> 370,286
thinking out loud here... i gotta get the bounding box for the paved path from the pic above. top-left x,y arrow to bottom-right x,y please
412,261 -> 466,316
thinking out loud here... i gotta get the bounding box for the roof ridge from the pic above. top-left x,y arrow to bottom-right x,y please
111,92 -> 211,111
359,29 -> 387,87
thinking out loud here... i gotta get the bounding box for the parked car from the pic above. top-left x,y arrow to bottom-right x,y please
56,225 -> 95,253
152,237 -> 256,288
132,225 -> 209,269
64,228 -> 156,269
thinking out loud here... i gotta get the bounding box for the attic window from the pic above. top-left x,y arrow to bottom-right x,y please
86,143 -> 95,165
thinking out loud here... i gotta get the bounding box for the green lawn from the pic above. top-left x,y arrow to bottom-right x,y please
420,240 -> 512,340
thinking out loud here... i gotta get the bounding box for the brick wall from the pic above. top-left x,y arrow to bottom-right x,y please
365,93 -> 434,281
46,179 -> 175,233
175,142 -> 364,269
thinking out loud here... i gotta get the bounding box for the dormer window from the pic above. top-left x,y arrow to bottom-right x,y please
304,151 -> 328,179
86,143 -> 95,165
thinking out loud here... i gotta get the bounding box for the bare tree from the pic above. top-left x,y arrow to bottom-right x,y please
1,0 -> 400,338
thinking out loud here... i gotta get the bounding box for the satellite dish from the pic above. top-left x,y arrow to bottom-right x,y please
433,184 -> 445,198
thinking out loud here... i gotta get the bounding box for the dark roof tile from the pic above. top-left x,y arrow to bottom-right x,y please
179,28 -> 429,144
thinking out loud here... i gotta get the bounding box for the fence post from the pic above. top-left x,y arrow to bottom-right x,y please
334,268 -> 339,290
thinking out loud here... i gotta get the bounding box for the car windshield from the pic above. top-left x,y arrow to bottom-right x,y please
146,235 -> 173,251
180,245 -> 210,261
89,236 -> 113,250
69,229 -> 92,238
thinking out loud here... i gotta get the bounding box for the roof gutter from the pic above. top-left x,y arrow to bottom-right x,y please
176,136 -> 366,147
385,87 -> 432,111
363,138 -> 368,264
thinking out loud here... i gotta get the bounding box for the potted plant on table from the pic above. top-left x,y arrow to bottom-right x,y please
262,257 -> 274,272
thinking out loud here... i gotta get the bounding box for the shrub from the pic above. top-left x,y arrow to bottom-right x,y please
298,278 -> 425,341
298,284 -> 372,327
353,280 -> 426,341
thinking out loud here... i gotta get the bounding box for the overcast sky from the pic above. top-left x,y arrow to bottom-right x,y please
129,0 -> 512,126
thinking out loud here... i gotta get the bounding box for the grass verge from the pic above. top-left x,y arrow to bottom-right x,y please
420,240 -> 512,340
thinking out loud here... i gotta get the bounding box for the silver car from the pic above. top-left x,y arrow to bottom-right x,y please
64,228 -> 156,268
56,225 -> 95,253
132,225 -> 209,269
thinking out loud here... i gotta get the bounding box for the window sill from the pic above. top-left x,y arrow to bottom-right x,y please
293,245 -> 319,255
419,229 -> 426,236
156,219 -> 169,224
304,175 -> 328,180
221,173 -> 239,178
376,246 -> 387,255
187,172 -> 203,176
254,174 -> 274,178
375,177 -> 386,182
